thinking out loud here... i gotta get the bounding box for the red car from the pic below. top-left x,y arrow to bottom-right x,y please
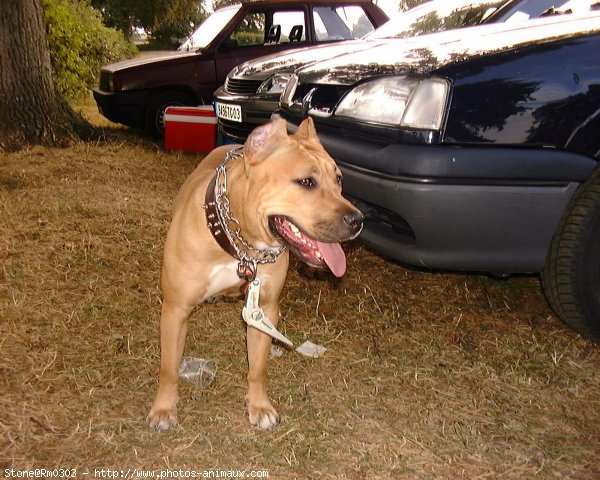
92,0 -> 388,137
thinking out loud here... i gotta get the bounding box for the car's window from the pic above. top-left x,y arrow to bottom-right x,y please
486,0 -> 599,22
274,11 -> 307,43
313,6 -> 376,42
179,6 -> 240,50
229,12 -> 266,46
367,0 -> 505,40
227,9 -> 306,47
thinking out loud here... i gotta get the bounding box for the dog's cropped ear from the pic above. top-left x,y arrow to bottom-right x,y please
243,119 -> 288,164
293,117 -> 320,143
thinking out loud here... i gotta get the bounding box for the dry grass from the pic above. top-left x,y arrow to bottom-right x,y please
1,97 -> 599,478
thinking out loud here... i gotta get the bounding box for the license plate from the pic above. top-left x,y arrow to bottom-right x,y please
215,102 -> 242,123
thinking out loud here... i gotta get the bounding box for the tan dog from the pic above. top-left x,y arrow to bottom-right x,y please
147,118 -> 363,431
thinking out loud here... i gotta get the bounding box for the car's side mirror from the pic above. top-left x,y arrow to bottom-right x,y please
220,37 -> 239,51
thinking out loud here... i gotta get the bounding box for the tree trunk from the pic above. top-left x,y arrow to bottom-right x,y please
0,0 -> 89,151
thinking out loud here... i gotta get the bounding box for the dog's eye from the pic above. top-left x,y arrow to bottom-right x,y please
296,177 -> 317,189
336,175 -> 343,185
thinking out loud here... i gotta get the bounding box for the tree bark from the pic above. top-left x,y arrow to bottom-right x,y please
0,0 -> 89,151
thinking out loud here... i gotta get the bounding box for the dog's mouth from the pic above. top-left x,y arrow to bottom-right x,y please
269,216 -> 347,277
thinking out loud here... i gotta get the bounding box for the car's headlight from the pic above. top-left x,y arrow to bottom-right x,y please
257,73 -> 293,95
334,76 -> 449,130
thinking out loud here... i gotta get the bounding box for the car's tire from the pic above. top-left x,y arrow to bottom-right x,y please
541,164 -> 600,341
145,91 -> 195,138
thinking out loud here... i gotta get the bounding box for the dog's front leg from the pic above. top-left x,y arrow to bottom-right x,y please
147,301 -> 192,431
246,300 -> 280,430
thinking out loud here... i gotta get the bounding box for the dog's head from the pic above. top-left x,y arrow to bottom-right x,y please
241,117 -> 363,277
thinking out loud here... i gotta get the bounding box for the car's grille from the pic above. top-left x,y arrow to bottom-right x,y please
225,77 -> 263,96
280,82 -> 349,119
305,84 -> 348,114
100,71 -> 112,91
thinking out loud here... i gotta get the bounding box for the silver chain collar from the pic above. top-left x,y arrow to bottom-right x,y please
213,147 -> 286,271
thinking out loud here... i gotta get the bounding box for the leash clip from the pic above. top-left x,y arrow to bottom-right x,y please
242,279 -> 293,347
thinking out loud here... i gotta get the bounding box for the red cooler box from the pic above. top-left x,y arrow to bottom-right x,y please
164,105 -> 217,153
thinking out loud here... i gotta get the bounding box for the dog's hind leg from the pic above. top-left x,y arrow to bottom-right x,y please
147,301 -> 193,431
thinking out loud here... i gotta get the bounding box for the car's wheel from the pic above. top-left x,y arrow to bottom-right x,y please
541,164 -> 600,341
145,91 -> 195,138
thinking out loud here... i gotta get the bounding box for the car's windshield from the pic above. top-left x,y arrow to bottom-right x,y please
179,5 -> 241,51
366,0 -> 505,40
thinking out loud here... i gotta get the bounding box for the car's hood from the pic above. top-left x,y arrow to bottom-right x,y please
228,40 -> 381,81
100,50 -> 199,73
297,13 -> 600,85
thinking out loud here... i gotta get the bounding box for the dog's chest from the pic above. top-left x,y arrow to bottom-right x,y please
201,261 -> 244,302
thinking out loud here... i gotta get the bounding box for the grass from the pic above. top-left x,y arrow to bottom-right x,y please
1,96 -> 599,478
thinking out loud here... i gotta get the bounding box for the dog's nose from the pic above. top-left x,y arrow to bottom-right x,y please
343,210 -> 364,233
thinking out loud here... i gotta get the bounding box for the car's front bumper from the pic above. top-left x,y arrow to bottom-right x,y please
214,86 -> 278,142
279,114 -> 597,274
92,88 -> 149,128
342,165 -> 577,274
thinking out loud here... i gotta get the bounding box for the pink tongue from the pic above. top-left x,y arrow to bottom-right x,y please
316,241 -> 347,277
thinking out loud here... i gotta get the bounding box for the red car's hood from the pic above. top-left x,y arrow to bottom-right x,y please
100,50 -> 199,73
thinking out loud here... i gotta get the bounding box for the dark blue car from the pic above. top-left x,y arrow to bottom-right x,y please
276,10 -> 600,340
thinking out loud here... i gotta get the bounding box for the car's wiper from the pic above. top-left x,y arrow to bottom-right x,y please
540,7 -> 573,16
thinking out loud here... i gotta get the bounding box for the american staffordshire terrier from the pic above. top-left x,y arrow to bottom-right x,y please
147,118 -> 363,431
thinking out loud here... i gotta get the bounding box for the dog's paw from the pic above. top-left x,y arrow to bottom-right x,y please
247,401 -> 280,430
146,408 -> 177,432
